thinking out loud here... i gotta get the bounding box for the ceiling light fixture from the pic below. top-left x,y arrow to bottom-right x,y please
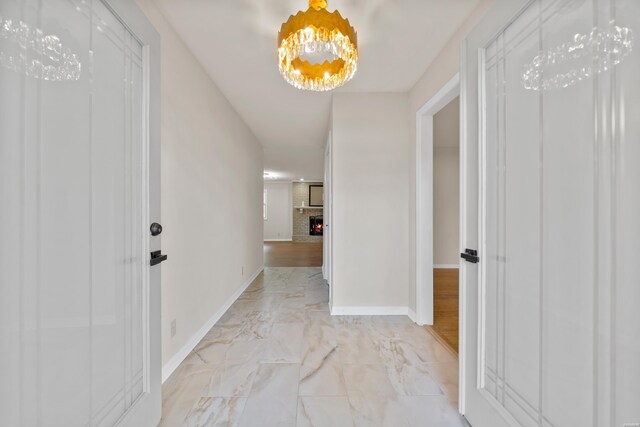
277,0 -> 358,91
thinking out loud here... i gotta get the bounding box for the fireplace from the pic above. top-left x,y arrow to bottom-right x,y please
309,216 -> 323,236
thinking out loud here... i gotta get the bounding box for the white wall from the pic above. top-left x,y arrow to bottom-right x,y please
408,0 -> 495,311
433,97 -> 460,266
331,93 -> 410,310
263,182 -> 292,241
137,0 -> 264,375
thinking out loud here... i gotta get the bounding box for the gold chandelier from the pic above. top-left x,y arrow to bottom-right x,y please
277,0 -> 358,91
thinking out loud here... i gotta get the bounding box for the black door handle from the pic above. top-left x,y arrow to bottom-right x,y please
461,249 -> 479,263
150,222 -> 163,236
150,250 -> 167,266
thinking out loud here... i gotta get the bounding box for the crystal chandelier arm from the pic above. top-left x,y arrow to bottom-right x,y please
0,16 -> 82,81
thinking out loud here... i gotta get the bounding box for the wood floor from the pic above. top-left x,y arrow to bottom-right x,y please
426,268 -> 459,354
263,241 -> 323,267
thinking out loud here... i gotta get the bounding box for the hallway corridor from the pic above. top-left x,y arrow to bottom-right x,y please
263,242 -> 323,267
160,268 -> 463,427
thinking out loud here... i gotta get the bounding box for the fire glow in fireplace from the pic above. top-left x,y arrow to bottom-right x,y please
309,216 -> 323,236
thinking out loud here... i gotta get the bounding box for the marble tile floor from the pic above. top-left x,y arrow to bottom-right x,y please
160,267 -> 466,427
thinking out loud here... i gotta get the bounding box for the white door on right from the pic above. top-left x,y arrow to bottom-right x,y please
463,0 -> 640,426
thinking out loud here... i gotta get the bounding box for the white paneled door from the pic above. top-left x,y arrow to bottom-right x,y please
0,0 -> 161,426
462,0 -> 640,426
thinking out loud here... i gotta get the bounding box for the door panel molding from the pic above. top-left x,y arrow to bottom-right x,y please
0,0 -> 161,425
463,0 -> 640,426
460,1 -> 534,426
104,1 -> 162,426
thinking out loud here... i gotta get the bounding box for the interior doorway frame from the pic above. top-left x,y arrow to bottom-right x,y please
415,73 -> 460,326
323,131 -> 333,308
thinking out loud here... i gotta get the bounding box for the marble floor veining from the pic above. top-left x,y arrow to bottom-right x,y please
160,267 -> 465,427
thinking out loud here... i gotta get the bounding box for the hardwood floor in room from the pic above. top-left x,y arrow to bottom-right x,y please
264,241 -> 323,267
426,269 -> 459,354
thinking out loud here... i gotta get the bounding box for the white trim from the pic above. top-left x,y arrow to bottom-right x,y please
459,38 -> 469,416
264,239 -> 293,242
263,188 -> 268,221
408,308 -> 418,323
161,264 -> 264,383
477,44 -> 488,394
323,131 -> 333,303
416,74 -> 461,116
434,264 -> 460,269
263,179 -> 324,184
141,43 -> 152,395
459,3 -> 533,424
330,306 -> 409,316
416,73 -> 460,327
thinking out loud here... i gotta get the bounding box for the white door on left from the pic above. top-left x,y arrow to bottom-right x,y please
0,0 -> 161,426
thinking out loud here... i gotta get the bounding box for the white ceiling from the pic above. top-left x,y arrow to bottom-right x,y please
264,146 -> 325,182
153,0 -> 480,178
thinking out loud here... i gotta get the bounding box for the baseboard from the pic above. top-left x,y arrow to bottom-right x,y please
434,264 -> 460,269
264,238 -> 292,242
424,325 -> 458,356
330,306 -> 409,316
408,307 -> 417,323
161,264 -> 264,383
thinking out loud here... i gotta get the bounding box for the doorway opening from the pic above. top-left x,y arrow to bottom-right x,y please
430,96 -> 460,353
415,74 -> 460,355
263,180 -> 324,267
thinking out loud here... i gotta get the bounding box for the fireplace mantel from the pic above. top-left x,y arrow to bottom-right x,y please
294,206 -> 323,214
